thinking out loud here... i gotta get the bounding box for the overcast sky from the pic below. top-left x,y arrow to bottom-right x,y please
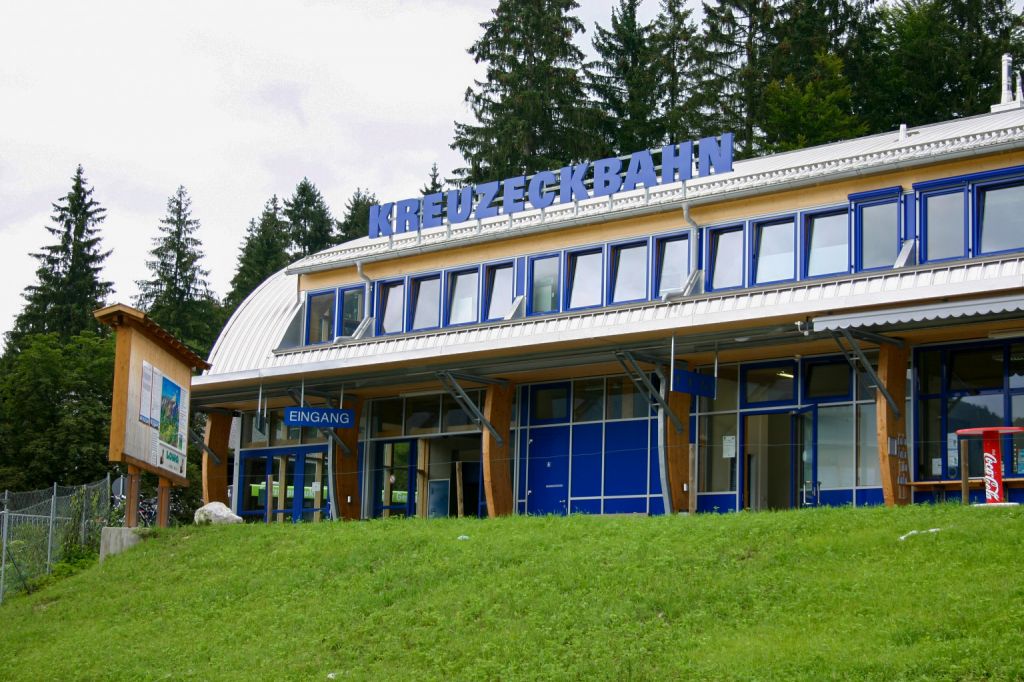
0,0 -> 664,340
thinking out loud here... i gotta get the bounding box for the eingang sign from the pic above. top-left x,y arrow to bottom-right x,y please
369,134 -> 734,239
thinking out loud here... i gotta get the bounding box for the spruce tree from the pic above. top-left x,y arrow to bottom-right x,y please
284,178 -> 337,258
6,165 -> 112,353
338,188 -> 378,243
225,196 -> 291,312
588,0 -> 664,155
420,163 -> 444,195
452,0 -> 599,183
134,186 -> 220,356
652,0 -> 703,143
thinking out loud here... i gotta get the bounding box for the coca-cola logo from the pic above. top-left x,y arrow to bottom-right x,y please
983,451 -> 1000,501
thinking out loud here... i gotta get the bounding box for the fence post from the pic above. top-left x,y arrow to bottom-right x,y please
46,482 -> 56,573
80,484 -> 88,545
1,510 -> 8,605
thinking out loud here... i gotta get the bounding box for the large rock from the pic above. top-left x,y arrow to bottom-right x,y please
194,501 -> 243,525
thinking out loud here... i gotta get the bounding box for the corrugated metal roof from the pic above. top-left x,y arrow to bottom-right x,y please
812,293 -> 1024,331
197,254 -> 1024,388
287,108 -> 1024,275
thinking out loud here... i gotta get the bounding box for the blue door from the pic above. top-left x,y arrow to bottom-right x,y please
527,425 -> 570,514
237,446 -> 330,522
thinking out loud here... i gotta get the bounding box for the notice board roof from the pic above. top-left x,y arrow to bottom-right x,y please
94,304 -> 211,371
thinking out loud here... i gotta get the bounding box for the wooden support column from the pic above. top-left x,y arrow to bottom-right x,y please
665,390 -> 691,513
156,478 -> 172,528
202,412 -> 232,505
333,398 -> 363,520
876,342 -> 911,506
482,383 -> 515,517
125,464 -> 141,528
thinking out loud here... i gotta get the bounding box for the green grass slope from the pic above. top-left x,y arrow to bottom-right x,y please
1,504 -> 1022,681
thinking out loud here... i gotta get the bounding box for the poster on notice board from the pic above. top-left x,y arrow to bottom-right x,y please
138,360 -> 189,477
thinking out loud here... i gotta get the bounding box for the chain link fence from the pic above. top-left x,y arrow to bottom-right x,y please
0,476 -> 112,604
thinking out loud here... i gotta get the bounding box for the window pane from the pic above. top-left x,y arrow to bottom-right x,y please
442,392 -> 480,432
699,364 -> 739,412
241,413 -> 268,447
485,265 -> 513,320
949,348 -> 1003,392
573,378 -> 604,422
711,229 -> 743,289
531,385 -> 569,423
340,288 -> 364,336
531,257 -> 559,314
948,394 -> 1005,478
744,365 -> 795,404
805,362 -> 851,400
859,202 -> 898,269
568,251 -> 602,309
753,219 -> 795,284
448,270 -> 479,325
371,398 -> 404,438
656,236 -> 689,297
699,413 -> 737,492
806,212 -> 848,277
1012,394 -> 1024,476
270,410 -> 300,445
411,277 -> 440,330
404,395 -> 440,435
611,244 -> 647,303
307,292 -> 335,344
606,376 -> 649,419
380,282 -> 405,334
918,349 -> 942,395
980,183 -> 1024,254
857,403 -> 881,486
924,192 -> 965,261
818,404 -> 855,488
855,350 -> 880,401
1011,344 -> 1024,390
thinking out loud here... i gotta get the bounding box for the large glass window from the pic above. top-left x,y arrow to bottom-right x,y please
923,191 -> 966,261
530,256 -> 560,314
804,361 -> 851,401
753,218 -> 795,284
404,395 -> 440,435
656,235 -> 689,297
306,291 -> 336,344
379,281 -> 405,335
699,413 -> 737,492
606,376 -> 649,420
567,249 -> 603,309
978,181 -> 1024,254
710,227 -> 744,290
484,264 -> 513,321
447,269 -> 479,326
699,364 -> 739,412
743,363 -> 796,405
949,348 -> 1003,392
805,211 -> 848,277
531,384 -> 569,423
339,287 -> 364,337
371,398 -> 404,438
857,403 -> 880,486
610,243 -> 647,303
818,404 -> 855,488
410,276 -> 440,331
857,200 -> 899,270
573,378 -> 604,422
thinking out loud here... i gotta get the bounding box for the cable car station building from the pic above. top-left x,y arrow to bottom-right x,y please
195,84 -> 1024,521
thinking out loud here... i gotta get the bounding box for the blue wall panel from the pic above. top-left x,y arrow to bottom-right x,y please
819,489 -> 853,507
527,425 -> 570,515
648,419 -> 662,496
697,493 -> 737,513
1008,487 -> 1024,504
604,497 -> 648,514
570,499 -> 601,514
604,420 -> 649,497
571,423 -> 602,498
649,497 -> 665,516
855,488 -> 884,507
518,427 -> 529,506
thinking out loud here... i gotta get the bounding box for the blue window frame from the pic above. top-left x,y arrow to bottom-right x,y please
654,233 -> 690,297
376,279 -> 405,335
528,254 -> 560,315
802,357 -> 852,403
920,188 -> 968,263
803,209 -> 849,278
706,226 -> 744,291
337,285 -> 365,337
446,268 -> 479,326
608,240 -> 648,304
483,262 -> 514,321
305,289 -> 336,345
565,248 -> 603,310
408,274 -> 441,331
751,216 -> 796,285
975,177 -> 1024,256
740,361 -> 798,408
851,187 -> 902,271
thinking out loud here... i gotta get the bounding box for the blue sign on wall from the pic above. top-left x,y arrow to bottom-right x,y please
283,406 -> 355,429
672,368 -> 716,398
368,134 -> 734,239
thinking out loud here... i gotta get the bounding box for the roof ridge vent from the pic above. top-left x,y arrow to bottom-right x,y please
992,53 -> 1023,112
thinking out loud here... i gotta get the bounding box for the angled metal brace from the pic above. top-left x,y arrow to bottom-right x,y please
831,329 -> 901,420
616,351 -> 685,434
287,389 -> 351,455
436,371 -> 504,447
848,328 -> 904,349
188,429 -> 222,466
445,371 -> 508,387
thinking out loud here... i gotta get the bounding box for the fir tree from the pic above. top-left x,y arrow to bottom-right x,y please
6,165 -> 112,353
338,188 -> 378,243
225,196 -> 292,312
652,0 -> 703,143
452,0 -> 599,183
421,163 -> 444,195
284,178 -> 337,258
588,0 -> 664,155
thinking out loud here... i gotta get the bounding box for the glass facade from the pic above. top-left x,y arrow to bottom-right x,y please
805,211 -> 848,277
410,276 -> 440,330
448,269 -> 479,325
610,243 -> 647,303
484,264 -> 513,320
753,219 -> 795,284
531,256 -> 559,314
307,291 -> 335,344
858,201 -> 898,269
710,228 -> 744,289
979,182 -> 1024,254
656,235 -> 689,297
379,282 -> 405,334
567,250 -> 603,309
340,287 -> 364,336
923,191 -> 965,261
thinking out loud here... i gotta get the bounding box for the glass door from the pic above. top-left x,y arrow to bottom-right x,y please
238,447 -> 330,523
372,440 -> 418,518
794,406 -> 819,507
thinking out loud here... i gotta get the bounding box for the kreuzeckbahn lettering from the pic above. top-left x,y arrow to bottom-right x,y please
368,134 -> 734,239
284,406 -> 355,429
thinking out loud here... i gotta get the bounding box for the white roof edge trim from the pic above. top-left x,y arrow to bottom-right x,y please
812,293 -> 1024,332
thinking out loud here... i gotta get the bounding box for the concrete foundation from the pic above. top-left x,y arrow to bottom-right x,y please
99,527 -> 144,563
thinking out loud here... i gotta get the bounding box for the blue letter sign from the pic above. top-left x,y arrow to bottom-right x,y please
283,406 -> 355,429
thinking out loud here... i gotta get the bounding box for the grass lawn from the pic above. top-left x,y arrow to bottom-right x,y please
1,503 -> 1022,680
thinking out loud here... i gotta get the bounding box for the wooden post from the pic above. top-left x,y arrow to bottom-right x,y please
481,383 -> 515,517
202,412 -> 232,505
125,464 -> 142,528
456,461 -> 465,518
664,390 -> 691,513
156,477 -> 172,528
875,342 -> 910,506
332,397 -> 362,520
417,439 -> 430,518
